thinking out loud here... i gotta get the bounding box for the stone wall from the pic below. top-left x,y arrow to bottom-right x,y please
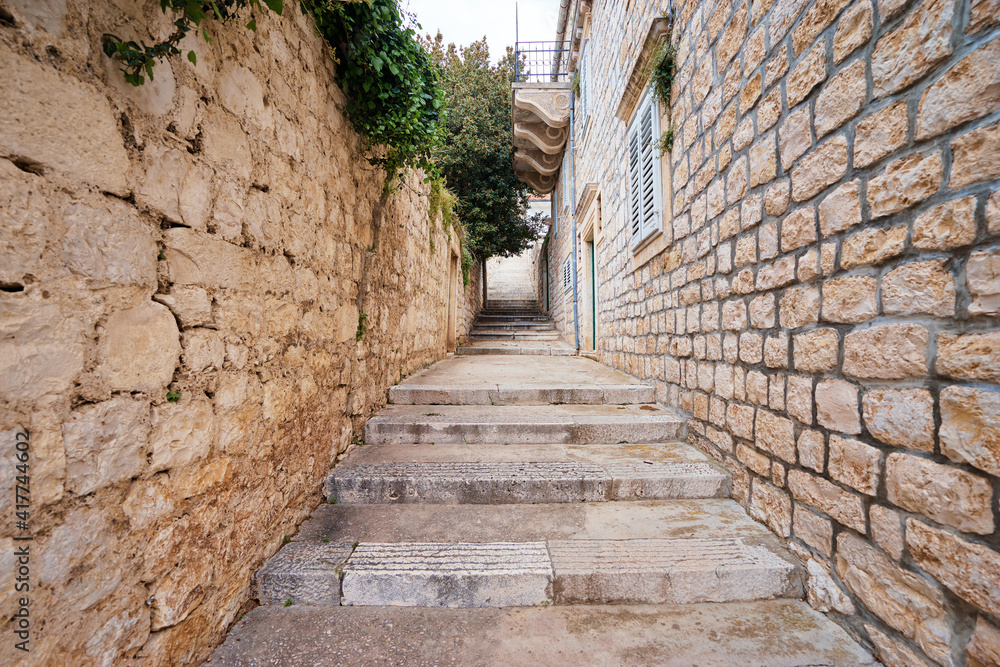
487,238 -> 544,304
554,0 -> 1000,663
0,1 -> 476,664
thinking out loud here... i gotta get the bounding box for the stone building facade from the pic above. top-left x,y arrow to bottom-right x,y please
538,0 -> 1000,663
0,1 -> 479,664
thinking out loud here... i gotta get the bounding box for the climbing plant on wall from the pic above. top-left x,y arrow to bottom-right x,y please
103,0 -> 445,186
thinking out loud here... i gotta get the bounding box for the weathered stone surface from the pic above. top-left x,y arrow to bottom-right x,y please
793,504 -> 833,555
781,207 -> 817,252
917,38 -> 1000,140
882,260 -> 955,317
749,481 -> 792,536
797,430 -> 826,473
886,453 -> 994,534
61,203 -> 158,287
755,410 -> 797,463
779,285 -> 820,329
549,537 -> 802,605
149,398 -> 214,473
967,250 -> 1000,316
786,375 -> 813,425
907,519 -> 1000,618
63,397 -> 150,496
816,381 -> 861,435
951,122 -> 1000,188
843,324 -> 927,379
968,0 -> 1000,32
787,43 -> 827,107
343,542 -> 552,608
870,505 -> 904,560
866,625 -> 934,667
854,101 -> 908,167
912,196 -> 977,250
793,328 -> 839,372
818,180 -> 861,237
749,132 -> 778,187
788,469 -> 866,531
803,557 -> 856,614
97,302 -> 181,395
871,0 -> 955,97
154,287 -> 214,329
0,297 -> 86,403
257,542 -> 355,606
836,532 -> 952,664
833,0 -> 873,63
822,276 -> 877,323
862,388 -> 935,450
791,136 -> 849,202
779,107 -> 812,169
815,60 -> 866,137
0,44 -> 129,194
841,226 -> 907,268
827,434 -> 879,495
937,332 -> 1000,382
967,617 -> 1000,667
940,385 -> 1000,476
123,475 -> 178,530
867,152 -> 943,219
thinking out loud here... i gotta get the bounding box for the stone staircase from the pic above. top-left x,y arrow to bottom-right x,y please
209,353 -> 874,665
460,299 -> 576,355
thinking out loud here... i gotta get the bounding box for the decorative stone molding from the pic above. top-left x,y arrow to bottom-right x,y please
512,82 -> 573,194
615,17 -> 670,122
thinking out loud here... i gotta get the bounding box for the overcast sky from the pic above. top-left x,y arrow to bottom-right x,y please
404,0 -> 559,60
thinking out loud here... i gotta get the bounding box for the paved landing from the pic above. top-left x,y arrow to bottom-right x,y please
209,600 -> 876,666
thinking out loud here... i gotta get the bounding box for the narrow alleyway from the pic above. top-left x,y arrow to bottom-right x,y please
209,301 -> 873,665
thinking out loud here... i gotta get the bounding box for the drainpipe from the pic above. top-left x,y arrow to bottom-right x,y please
569,95 -> 580,351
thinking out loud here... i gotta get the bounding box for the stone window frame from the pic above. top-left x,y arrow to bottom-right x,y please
616,17 -> 674,270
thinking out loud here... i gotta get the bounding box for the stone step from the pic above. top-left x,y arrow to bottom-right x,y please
389,383 -> 654,405
471,322 -> 556,330
475,314 -> 551,321
211,600 -> 876,666
257,535 -> 802,608
325,443 -> 730,503
362,404 -> 686,445
457,344 -> 576,355
469,332 -> 562,340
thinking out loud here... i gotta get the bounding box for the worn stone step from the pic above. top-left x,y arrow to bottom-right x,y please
469,331 -> 561,340
256,535 -> 801,608
211,600 -> 876,666
389,384 -> 654,405
475,314 -> 550,321
457,344 -> 575,355
326,459 -> 729,504
471,322 -> 556,330
363,404 -> 685,445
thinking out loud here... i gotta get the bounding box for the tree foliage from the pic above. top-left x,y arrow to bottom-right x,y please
311,0 -> 445,184
425,36 -> 540,260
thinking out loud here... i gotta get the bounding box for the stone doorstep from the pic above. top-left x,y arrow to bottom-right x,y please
257,538 -> 803,608
388,383 -> 656,405
325,460 -> 730,504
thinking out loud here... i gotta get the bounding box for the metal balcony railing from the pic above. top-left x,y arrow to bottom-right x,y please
514,41 -> 571,83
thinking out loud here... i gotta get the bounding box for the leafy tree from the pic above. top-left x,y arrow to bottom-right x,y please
424,36 -> 541,263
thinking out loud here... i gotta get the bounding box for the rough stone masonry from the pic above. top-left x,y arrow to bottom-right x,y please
543,0 -> 1000,663
0,0 -> 479,664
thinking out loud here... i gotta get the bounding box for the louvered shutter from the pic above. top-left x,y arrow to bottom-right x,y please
629,91 -> 662,249
580,42 -> 590,119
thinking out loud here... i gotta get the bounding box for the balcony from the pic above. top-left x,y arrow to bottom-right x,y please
512,41 -> 572,194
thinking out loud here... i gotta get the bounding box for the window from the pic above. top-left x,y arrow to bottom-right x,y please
562,257 -> 572,291
561,153 -> 571,203
627,89 -> 663,250
579,40 -> 591,120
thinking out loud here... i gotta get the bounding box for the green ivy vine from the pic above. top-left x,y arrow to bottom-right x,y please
103,0 -> 445,186
103,0 -> 285,86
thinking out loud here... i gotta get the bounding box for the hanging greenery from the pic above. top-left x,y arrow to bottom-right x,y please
103,0 -> 445,186
103,0 -> 285,86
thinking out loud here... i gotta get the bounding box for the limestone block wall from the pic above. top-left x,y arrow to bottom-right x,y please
0,1 -> 476,664
545,195 -> 579,344
487,238 -> 544,304
555,0 -> 1000,662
